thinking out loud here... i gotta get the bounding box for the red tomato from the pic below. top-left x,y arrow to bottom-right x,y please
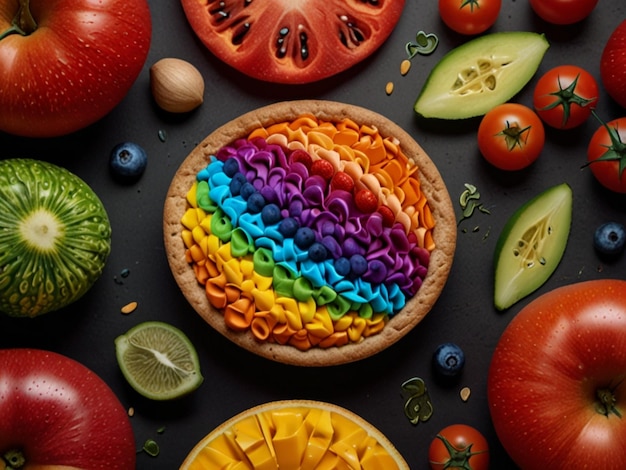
533,65 -> 599,129
586,116 -> 626,193
428,424 -> 489,470
0,0 -> 151,138
601,20 -> 626,109
477,104 -> 545,171
179,0 -> 405,84
488,280 -> 626,468
0,348 -> 135,468
529,0 -> 598,25
438,0 -> 501,35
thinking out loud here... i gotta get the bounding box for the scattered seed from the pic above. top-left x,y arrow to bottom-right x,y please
460,386 -> 471,402
385,81 -> 394,95
128,407 -> 135,417
158,129 -> 167,142
157,426 -> 166,434
400,59 -> 411,76
121,301 -> 138,314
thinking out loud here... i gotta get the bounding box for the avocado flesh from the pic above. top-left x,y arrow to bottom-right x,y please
415,31 -> 549,120
494,183 -> 572,311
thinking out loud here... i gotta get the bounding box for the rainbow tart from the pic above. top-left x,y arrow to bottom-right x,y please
164,100 -> 456,366
180,400 -> 409,469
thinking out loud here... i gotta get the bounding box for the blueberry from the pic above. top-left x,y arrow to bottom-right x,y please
349,254 -> 368,276
278,217 -> 300,238
246,192 -> 266,213
222,157 -> 240,177
261,203 -> 282,225
334,257 -> 351,276
594,221 -> 626,256
432,343 -> 465,378
308,242 -> 328,262
229,173 -> 247,196
294,227 -> 316,249
240,182 -> 256,201
109,142 -> 147,182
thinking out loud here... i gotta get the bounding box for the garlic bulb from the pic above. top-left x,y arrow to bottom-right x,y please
150,58 -> 204,113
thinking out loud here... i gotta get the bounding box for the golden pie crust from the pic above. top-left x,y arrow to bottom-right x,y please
163,100 -> 456,366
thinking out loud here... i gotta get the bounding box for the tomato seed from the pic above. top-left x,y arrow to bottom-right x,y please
400,59 -> 411,76
121,301 -> 138,314
460,386 -> 471,402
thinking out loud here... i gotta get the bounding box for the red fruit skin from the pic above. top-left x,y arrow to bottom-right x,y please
601,20 -> 626,109
289,149 -> 313,170
310,159 -> 335,181
330,171 -> 355,192
0,0 -> 152,138
0,349 -> 136,469
378,205 -> 396,226
355,189 -> 379,213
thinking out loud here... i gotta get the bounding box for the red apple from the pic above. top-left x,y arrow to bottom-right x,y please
0,348 -> 135,469
0,0 -> 151,137
488,279 -> 626,468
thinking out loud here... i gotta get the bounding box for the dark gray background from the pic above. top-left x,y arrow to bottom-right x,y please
1,1 -> 625,468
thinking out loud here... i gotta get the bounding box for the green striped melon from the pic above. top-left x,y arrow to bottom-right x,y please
0,159 -> 111,317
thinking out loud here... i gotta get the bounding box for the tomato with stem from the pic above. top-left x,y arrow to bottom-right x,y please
533,65 -> 598,129
428,424 -> 489,470
584,114 -> 626,193
438,0 -> 501,35
489,280 -> 626,468
477,103 -> 545,171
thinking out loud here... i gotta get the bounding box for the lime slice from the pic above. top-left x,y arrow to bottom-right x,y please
115,321 -> 203,400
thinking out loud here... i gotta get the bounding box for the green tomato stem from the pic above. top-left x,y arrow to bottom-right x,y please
0,0 -> 37,40
537,74 -> 596,127
431,434 -> 486,470
582,111 -> 626,179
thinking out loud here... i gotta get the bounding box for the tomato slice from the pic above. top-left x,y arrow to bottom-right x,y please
180,0 -> 405,84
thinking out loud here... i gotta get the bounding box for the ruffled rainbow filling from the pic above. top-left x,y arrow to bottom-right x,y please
181,116 -> 435,351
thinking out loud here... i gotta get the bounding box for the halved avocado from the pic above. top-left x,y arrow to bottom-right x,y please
415,31 -> 549,120
0,159 -> 111,317
494,183 -> 572,311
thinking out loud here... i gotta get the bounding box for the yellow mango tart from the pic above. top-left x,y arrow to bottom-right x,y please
179,400 -> 409,469
164,100 -> 456,366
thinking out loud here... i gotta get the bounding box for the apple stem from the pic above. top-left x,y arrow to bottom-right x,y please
595,387 -> 622,418
0,0 -> 37,40
1,449 -> 25,470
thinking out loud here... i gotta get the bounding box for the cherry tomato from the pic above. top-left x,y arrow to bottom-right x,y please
477,104 -> 545,171
529,0 -> 598,25
586,116 -> 626,193
438,0 -> 501,35
533,65 -> 599,129
428,424 -> 489,470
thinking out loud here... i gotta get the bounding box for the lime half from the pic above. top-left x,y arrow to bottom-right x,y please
115,321 -> 203,400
